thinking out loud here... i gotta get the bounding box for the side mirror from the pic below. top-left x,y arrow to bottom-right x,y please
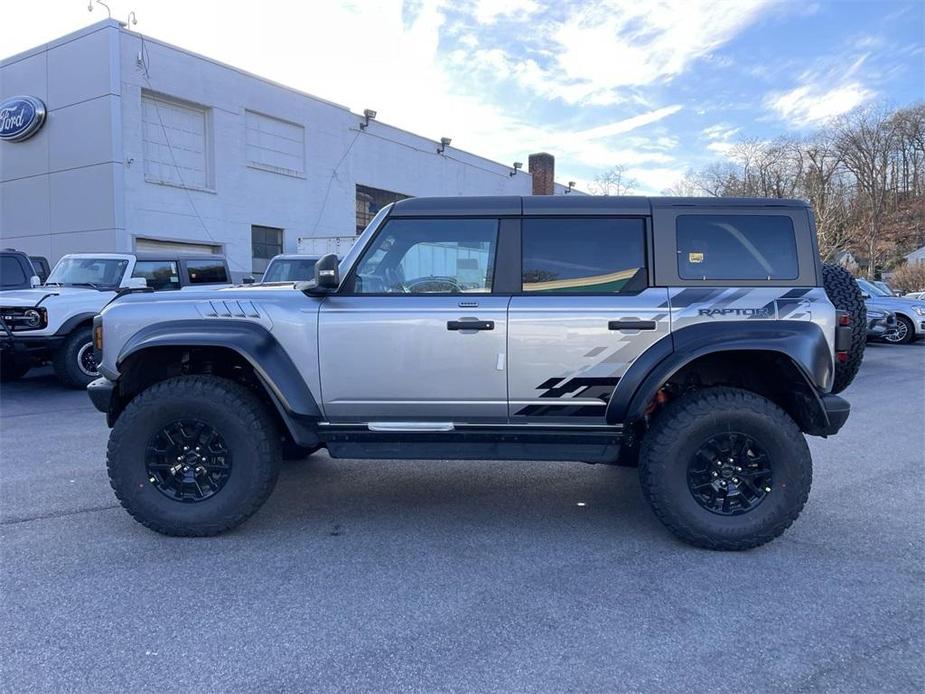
126,277 -> 148,289
314,253 -> 340,289
30,275 -> 41,288
242,276 -> 256,285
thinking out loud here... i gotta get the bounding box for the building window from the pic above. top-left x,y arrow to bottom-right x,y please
245,111 -> 305,178
252,225 -> 283,275
141,92 -> 211,190
356,184 -> 409,234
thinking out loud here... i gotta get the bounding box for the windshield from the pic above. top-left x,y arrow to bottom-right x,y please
262,258 -> 318,283
46,257 -> 128,288
856,278 -> 889,297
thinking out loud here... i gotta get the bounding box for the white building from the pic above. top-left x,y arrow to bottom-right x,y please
1,19 -> 570,278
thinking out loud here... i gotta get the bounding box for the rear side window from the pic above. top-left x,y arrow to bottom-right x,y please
677,215 -> 798,281
186,260 -> 229,284
1,256 -> 28,288
521,218 -> 645,293
133,260 -> 180,290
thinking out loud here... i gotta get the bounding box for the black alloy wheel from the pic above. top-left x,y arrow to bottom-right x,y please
145,420 -> 233,502
687,432 -> 772,516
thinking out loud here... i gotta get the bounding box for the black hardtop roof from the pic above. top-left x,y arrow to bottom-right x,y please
390,195 -> 809,217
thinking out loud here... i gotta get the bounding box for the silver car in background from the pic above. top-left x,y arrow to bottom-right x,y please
856,278 -> 925,344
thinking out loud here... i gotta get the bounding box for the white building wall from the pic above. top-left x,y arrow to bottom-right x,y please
3,20 -> 562,276
0,22 -> 124,261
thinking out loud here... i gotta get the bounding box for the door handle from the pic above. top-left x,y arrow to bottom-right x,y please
609,320 -> 656,331
447,320 -> 494,331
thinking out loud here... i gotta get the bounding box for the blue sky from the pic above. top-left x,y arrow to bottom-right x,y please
5,1 -> 924,193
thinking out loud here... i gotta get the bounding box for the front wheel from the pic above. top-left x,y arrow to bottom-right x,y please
107,376 -> 282,536
52,326 -> 99,388
639,387 -> 812,551
883,315 -> 915,345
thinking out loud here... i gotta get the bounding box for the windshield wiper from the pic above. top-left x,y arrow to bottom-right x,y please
69,282 -> 103,289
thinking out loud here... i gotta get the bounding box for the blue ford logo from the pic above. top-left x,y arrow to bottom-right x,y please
0,96 -> 47,142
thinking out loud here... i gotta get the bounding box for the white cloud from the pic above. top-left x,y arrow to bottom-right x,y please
473,0 -> 540,24
766,82 -> 873,127
541,0 -> 775,104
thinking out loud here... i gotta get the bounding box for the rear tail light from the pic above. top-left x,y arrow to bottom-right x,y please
836,352 -> 848,363
838,313 -> 851,327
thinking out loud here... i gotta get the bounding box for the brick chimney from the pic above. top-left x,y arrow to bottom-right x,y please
528,152 -> 555,195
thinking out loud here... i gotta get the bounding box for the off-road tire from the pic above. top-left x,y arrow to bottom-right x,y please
0,355 -> 30,382
52,326 -> 98,389
821,263 -> 866,393
883,314 -> 915,345
639,387 -> 812,551
107,376 -> 282,536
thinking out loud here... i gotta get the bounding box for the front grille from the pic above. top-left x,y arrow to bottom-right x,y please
0,306 -> 47,331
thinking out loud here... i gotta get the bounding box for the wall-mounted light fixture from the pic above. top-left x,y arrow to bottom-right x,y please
437,136 -> 452,154
510,162 -> 523,177
360,108 -> 377,130
566,181 -> 576,194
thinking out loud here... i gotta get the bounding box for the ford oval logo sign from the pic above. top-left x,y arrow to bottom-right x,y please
0,96 -> 47,142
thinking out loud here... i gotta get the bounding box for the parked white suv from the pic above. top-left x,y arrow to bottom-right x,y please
0,253 -> 230,387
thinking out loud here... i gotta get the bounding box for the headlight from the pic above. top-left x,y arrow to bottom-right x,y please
867,310 -> 885,319
23,309 -> 42,327
913,306 -> 925,317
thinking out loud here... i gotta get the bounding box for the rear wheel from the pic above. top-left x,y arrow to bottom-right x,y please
821,263 -> 866,394
639,387 -> 812,551
883,315 -> 914,345
52,326 -> 99,388
107,375 -> 282,536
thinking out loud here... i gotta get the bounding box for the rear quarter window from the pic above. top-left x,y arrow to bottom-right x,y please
677,215 -> 798,281
186,260 -> 229,285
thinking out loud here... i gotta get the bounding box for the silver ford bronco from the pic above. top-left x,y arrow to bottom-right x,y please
89,196 -> 864,549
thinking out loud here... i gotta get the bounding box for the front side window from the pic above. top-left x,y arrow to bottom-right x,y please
47,258 -> 128,288
186,260 -> 228,284
677,215 -> 798,281
132,260 -> 180,290
522,218 -> 646,293
351,218 -> 498,294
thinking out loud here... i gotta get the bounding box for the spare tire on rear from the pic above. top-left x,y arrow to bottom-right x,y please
821,263 -> 866,394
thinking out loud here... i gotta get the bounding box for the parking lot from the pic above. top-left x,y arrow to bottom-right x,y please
0,343 -> 922,693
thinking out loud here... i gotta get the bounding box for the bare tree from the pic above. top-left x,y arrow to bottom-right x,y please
834,105 -> 898,277
589,165 -> 637,196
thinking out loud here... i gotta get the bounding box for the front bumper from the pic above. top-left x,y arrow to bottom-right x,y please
0,331 -> 64,361
87,376 -> 116,416
866,314 -> 897,338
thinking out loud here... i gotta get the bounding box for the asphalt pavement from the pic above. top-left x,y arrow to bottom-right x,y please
1,343 -> 923,693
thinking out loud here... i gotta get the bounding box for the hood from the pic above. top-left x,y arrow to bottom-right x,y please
0,285 -> 112,307
865,295 -> 925,311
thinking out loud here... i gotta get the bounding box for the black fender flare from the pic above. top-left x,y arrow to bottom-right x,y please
606,320 -> 834,428
117,320 -> 321,423
54,312 -> 98,337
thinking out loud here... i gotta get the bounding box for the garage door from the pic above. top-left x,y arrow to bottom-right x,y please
134,237 -> 222,255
